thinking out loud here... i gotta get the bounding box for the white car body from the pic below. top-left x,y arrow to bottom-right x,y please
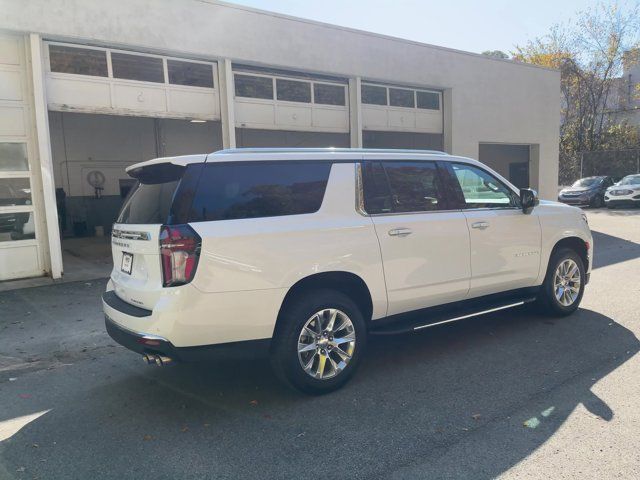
103,148 -> 592,359
604,174 -> 640,208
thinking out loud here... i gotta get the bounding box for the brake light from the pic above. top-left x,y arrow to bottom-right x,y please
159,224 -> 201,287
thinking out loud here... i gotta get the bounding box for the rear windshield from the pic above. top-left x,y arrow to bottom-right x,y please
117,181 -> 180,224
189,162 -> 332,222
117,164 -> 184,224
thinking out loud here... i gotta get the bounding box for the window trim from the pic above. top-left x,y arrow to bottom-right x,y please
443,161 -> 522,211
357,160 -> 456,216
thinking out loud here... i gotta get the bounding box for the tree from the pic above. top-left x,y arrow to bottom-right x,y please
512,2 -> 640,183
481,50 -> 510,59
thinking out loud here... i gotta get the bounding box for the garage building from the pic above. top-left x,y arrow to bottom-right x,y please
0,0 -> 560,282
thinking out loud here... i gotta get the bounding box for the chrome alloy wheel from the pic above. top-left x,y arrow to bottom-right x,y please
554,259 -> 581,307
297,309 -> 356,380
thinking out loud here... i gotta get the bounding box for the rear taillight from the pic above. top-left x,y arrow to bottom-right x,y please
159,224 -> 201,287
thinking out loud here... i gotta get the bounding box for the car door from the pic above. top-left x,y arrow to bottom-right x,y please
361,159 -> 471,316
444,162 -> 542,298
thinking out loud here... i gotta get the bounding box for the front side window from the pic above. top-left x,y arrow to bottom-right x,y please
276,79 -> 312,103
189,162 -> 331,222
234,74 -> 273,99
111,52 -> 164,83
49,45 -> 108,77
451,163 -> 518,208
361,161 -> 445,214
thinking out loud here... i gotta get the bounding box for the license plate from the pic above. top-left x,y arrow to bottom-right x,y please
121,252 -> 133,275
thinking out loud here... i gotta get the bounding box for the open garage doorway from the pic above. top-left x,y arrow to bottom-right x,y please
49,112 -> 222,280
479,143 -> 531,189
363,131 -> 443,150
236,128 -> 349,148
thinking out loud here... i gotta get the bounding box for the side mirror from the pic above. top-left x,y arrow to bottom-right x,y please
520,188 -> 539,214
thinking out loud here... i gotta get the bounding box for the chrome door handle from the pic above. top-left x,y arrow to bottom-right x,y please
471,221 -> 490,230
388,228 -> 413,237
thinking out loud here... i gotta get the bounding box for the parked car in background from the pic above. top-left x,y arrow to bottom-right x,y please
103,148 -> 592,394
605,174 -> 640,209
558,176 -> 614,208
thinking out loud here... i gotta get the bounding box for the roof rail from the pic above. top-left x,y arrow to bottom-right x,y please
213,147 -> 449,155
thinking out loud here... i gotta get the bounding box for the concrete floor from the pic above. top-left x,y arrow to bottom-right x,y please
0,236 -> 112,292
0,209 -> 639,479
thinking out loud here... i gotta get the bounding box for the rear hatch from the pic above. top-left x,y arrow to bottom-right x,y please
110,161 -> 200,311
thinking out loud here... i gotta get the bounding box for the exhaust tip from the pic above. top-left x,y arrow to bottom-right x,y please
142,353 -> 173,366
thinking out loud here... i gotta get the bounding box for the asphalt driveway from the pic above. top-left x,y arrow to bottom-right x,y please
1,208 -> 639,479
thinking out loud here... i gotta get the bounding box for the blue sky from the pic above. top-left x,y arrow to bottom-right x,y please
229,0 -> 633,54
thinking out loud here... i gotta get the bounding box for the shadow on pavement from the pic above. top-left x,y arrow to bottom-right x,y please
591,229 -> 640,269
2,306 -> 638,479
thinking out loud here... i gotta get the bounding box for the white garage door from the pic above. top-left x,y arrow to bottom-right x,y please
233,69 -> 350,133
361,83 -> 443,134
0,33 -> 45,280
44,42 -> 221,121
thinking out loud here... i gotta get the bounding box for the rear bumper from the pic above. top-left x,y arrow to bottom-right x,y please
103,291 -> 271,361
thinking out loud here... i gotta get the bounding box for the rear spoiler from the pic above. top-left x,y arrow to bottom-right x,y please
127,163 -> 186,184
126,154 -> 208,184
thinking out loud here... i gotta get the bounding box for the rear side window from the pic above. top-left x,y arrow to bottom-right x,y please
189,162 -> 331,222
362,161 -> 446,214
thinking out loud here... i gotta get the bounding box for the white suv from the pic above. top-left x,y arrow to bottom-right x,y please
103,148 -> 592,394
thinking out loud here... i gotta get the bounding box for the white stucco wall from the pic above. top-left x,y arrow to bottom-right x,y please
0,0 -> 560,199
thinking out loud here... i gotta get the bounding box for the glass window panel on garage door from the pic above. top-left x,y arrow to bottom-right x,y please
0,143 -> 36,243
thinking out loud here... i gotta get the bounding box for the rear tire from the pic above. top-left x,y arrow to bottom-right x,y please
537,247 -> 585,316
270,289 -> 367,395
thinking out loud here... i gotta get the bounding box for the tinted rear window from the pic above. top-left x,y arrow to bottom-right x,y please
117,181 -> 179,224
117,164 -> 186,224
189,162 -> 331,222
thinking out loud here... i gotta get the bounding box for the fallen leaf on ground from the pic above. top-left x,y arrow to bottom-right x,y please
143,434 -> 153,441
249,400 -> 259,406
181,426 -> 189,432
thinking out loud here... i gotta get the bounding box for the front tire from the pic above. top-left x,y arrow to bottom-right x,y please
270,289 -> 367,395
591,195 -> 604,208
537,247 -> 585,316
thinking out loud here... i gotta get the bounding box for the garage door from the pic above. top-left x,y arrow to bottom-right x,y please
360,83 -> 444,150
479,143 -> 531,189
0,33 -> 45,280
